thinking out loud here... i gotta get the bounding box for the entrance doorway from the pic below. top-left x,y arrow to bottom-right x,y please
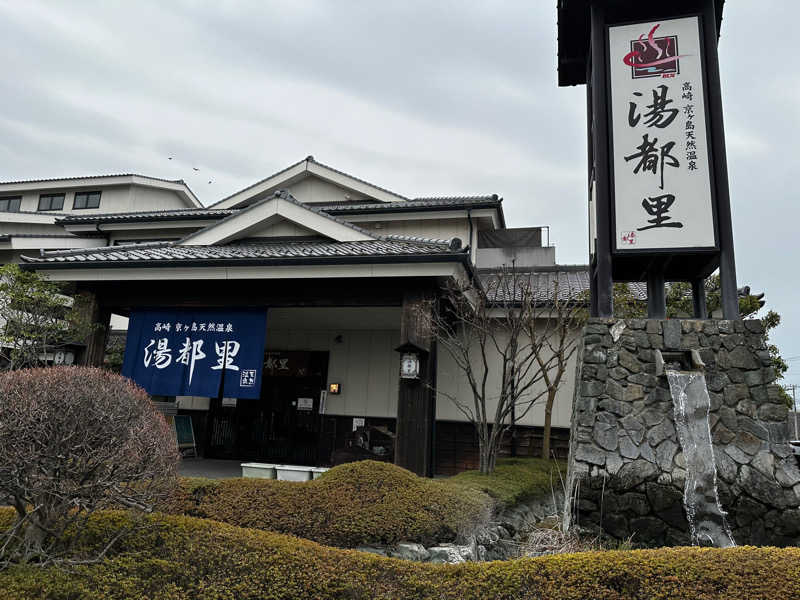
206,351 -> 329,465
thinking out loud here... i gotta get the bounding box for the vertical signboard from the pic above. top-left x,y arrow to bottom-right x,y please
608,16 -> 716,251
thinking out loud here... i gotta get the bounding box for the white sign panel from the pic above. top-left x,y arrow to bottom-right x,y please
609,16 -> 715,251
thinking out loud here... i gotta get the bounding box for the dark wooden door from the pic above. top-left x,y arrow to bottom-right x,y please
207,351 -> 328,464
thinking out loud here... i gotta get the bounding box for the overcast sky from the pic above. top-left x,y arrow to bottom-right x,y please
1,1 -> 798,388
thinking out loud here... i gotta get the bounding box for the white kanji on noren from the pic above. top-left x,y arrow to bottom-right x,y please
212,341 -> 240,371
177,337 -> 206,384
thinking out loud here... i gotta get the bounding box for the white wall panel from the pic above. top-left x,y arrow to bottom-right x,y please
264,307 -> 400,419
436,325 -> 578,429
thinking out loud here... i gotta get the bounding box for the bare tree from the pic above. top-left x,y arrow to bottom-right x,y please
0,367 -> 179,567
432,266 -> 584,474
0,264 -> 96,370
532,283 -> 586,460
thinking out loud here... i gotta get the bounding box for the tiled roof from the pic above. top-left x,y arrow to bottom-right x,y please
479,268 -> 662,304
57,207 -> 235,224
480,266 -> 591,303
0,173 -> 186,186
317,195 -> 501,214
56,195 -> 502,225
21,236 -> 463,266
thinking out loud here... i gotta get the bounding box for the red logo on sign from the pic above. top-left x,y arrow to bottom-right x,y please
621,231 -> 637,245
624,24 -> 686,79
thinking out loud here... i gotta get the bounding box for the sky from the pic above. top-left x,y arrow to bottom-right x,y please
0,1 -> 798,388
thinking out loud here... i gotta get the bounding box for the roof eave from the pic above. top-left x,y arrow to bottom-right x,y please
20,251 -> 471,271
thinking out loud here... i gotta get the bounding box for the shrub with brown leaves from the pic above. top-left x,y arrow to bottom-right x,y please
0,367 -> 178,566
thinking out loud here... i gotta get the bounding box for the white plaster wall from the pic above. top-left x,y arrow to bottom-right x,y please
0,222 -> 64,235
14,186 -> 187,215
248,220 -> 319,238
108,228 -> 197,244
127,187 -> 192,213
435,323 -> 578,429
286,177 -> 370,204
265,307 -> 400,418
358,218 -> 468,243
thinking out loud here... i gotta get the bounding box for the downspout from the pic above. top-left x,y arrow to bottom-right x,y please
95,223 -> 110,246
467,209 -> 474,265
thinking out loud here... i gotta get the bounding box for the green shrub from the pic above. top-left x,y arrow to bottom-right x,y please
446,458 -> 566,507
1,508 -> 799,600
162,461 -> 490,547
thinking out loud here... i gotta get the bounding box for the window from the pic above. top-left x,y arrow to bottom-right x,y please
0,196 -> 21,213
73,191 -> 101,210
38,194 -> 65,211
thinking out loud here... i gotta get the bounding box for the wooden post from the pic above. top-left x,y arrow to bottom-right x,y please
700,0 -> 739,319
647,269 -> 666,319
692,278 -> 708,319
394,288 -> 436,477
75,290 -> 111,367
590,3 -> 613,318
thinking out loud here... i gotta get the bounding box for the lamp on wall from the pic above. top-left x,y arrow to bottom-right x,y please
394,342 -> 424,380
328,382 -> 341,394
399,352 -> 420,379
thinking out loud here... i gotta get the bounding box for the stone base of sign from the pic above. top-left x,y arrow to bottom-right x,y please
563,318 -> 800,547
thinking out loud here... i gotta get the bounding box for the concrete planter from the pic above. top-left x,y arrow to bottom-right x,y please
241,463 -> 277,479
311,467 -> 330,479
276,465 -> 313,482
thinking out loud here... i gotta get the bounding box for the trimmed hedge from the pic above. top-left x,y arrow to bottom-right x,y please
163,460 -> 490,547
446,458 -> 566,507
1,509 -> 799,600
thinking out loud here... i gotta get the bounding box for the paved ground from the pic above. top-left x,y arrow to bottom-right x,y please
179,458 -> 242,479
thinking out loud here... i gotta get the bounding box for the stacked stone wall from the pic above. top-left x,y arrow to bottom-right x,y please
564,318 -> 800,546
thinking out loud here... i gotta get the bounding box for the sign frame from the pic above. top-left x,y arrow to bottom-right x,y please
605,13 -> 720,256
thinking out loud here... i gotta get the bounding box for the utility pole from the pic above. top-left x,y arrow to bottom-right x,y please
785,384 -> 798,440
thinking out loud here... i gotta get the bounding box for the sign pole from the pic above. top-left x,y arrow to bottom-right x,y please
700,0 -> 739,319
590,2 -> 614,318
562,1 -> 739,320
692,278 -> 708,319
646,269 -> 666,319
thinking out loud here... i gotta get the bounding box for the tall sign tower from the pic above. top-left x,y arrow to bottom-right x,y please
557,0 -> 738,319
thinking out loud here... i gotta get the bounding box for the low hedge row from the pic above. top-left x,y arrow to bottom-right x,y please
162,460 -> 491,547
446,458 -> 566,507
1,509 -> 799,600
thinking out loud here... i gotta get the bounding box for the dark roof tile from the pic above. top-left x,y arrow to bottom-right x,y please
22,235 -> 461,266
479,267 -> 659,303
57,195 -> 502,225
0,173 -> 186,186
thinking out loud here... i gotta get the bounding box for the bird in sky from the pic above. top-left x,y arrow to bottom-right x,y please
193,167 -> 199,171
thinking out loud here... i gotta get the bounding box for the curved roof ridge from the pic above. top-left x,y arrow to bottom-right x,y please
412,194 -> 499,201
380,233 -> 453,247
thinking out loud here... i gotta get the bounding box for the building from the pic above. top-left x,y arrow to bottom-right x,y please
10,157 -> 583,476
0,174 -> 200,264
